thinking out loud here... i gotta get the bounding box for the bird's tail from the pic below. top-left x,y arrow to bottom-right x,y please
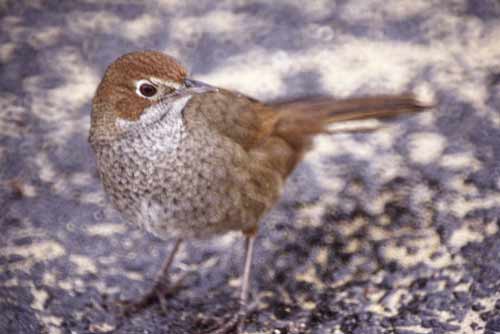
272,94 -> 431,147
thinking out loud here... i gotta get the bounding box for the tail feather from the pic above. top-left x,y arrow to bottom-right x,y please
269,94 -> 432,154
273,94 -> 430,137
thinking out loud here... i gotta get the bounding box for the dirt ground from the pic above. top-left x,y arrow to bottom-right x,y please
1,1 -> 500,333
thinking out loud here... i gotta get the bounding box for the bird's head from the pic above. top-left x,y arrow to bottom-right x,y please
90,51 -> 213,141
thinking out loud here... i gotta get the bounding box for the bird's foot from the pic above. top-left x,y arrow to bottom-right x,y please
113,271 -> 189,316
205,300 -> 258,334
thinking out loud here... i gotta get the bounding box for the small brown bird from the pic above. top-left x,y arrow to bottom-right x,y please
89,51 -> 430,333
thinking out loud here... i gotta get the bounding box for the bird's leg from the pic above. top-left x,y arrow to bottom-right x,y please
210,233 -> 257,334
117,238 -> 184,315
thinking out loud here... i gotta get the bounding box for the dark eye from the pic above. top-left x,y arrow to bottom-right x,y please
139,83 -> 157,97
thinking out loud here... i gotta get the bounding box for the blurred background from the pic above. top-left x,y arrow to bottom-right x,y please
1,1 -> 500,333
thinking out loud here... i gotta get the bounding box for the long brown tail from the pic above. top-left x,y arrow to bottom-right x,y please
269,94 -> 432,169
273,94 -> 430,138
252,94 -> 432,178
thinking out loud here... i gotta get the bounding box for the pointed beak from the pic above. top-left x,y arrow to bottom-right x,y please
183,78 -> 218,93
184,78 -> 207,88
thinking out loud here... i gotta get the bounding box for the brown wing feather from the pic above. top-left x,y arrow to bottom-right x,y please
186,89 -> 279,150
185,90 -> 432,233
189,89 -> 430,177
189,91 -> 431,178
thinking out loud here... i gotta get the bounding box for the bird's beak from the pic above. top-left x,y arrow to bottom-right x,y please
184,78 -> 210,88
183,78 -> 218,94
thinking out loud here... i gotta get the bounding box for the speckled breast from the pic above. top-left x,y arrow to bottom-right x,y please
93,122 -> 258,240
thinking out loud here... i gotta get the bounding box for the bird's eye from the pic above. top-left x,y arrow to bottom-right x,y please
138,83 -> 157,97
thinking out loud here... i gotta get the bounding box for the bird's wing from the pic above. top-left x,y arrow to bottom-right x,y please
185,90 -> 430,177
184,89 -> 280,151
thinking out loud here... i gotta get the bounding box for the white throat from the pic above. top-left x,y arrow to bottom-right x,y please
115,95 -> 192,160
116,95 -> 192,130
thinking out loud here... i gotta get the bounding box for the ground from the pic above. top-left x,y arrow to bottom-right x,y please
1,1 -> 500,333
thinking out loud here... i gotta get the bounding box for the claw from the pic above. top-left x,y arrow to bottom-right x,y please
205,300 -> 258,334
112,271 -> 189,317
206,312 -> 241,334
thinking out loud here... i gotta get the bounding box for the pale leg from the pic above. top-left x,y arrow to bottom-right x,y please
118,238 -> 184,314
212,234 -> 256,334
238,235 -> 256,332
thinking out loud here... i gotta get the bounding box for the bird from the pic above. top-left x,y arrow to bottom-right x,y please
89,50 -> 431,333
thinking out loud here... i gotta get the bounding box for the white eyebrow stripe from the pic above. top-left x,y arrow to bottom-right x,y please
150,77 -> 182,89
